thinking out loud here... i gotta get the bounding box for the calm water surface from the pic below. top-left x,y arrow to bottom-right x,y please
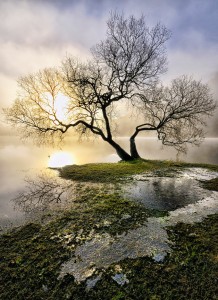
0,137 -> 218,231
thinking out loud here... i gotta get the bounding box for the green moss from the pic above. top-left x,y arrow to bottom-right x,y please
0,223 -> 70,300
1,160 -> 218,299
111,291 -> 126,300
1,207 -> 217,299
87,215 -> 218,300
59,160 -> 218,183
52,190 -> 160,237
200,177 -> 218,191
59,160 -> 154,183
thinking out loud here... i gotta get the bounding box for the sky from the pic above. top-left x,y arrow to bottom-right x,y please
0,0 -> 218,155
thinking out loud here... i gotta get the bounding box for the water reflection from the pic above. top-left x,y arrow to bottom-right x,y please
123,177 -> 209,211
0,137 -> 218,229
2,167 -> 217,232
14,172 -> 72,212
0,170 -> 77,233
123,168 -> 218,211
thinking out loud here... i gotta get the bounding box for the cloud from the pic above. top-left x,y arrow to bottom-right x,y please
0,1 -> 96,77
0,0 -> 217,138
164,44 -> 218,84
1,0 -> 217,79
0,0 -> 106,110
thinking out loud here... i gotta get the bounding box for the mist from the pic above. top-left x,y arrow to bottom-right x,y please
0,0 -> 218,224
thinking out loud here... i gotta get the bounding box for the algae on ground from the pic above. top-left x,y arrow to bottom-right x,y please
0,214 -> 217,299
0,160 -> 218,299
200,177 -> 218,191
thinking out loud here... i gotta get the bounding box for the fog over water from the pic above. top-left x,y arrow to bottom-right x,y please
0,136 -> 217,231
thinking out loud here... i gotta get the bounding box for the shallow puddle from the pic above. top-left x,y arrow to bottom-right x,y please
122,168 -> 218,211
58,222 -> 171,282
58,168 -> 218,285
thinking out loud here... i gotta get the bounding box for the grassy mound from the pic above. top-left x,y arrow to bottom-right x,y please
59,159 -> 218,183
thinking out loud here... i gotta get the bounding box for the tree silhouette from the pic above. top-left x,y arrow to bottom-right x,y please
4,13 -> 216,161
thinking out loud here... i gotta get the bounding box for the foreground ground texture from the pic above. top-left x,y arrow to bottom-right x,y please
0,160 -> 217,300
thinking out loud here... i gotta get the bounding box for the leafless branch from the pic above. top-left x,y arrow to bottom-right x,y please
4,12 -> 216,161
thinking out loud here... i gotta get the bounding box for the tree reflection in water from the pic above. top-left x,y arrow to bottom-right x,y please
13,171 -> 75,219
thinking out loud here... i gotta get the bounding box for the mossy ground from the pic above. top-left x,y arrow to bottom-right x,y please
200,177 -> 218,191
88,215 -> 218,300
59,159 -> 218,183
0,160 -> 218,299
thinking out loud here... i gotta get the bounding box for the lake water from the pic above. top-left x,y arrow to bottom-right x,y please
0,136 -> 218,232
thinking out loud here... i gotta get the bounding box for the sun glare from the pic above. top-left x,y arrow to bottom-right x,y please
46,92 -> 69,122
48,151 -> 74,168
54,94 -> 69,121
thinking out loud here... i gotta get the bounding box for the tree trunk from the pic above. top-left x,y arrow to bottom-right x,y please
130,137 -> 141,159
108,139 -> 133,161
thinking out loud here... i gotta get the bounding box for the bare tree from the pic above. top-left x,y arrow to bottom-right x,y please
4,13 -> 216,161
130,76 -> 216,158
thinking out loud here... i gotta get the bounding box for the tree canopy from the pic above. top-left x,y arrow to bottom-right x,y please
4,12 -> 216,161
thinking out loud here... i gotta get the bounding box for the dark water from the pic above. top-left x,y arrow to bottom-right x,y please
123,176 -> 211,211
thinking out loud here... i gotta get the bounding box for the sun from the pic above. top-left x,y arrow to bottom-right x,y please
48,151 -> 74,168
